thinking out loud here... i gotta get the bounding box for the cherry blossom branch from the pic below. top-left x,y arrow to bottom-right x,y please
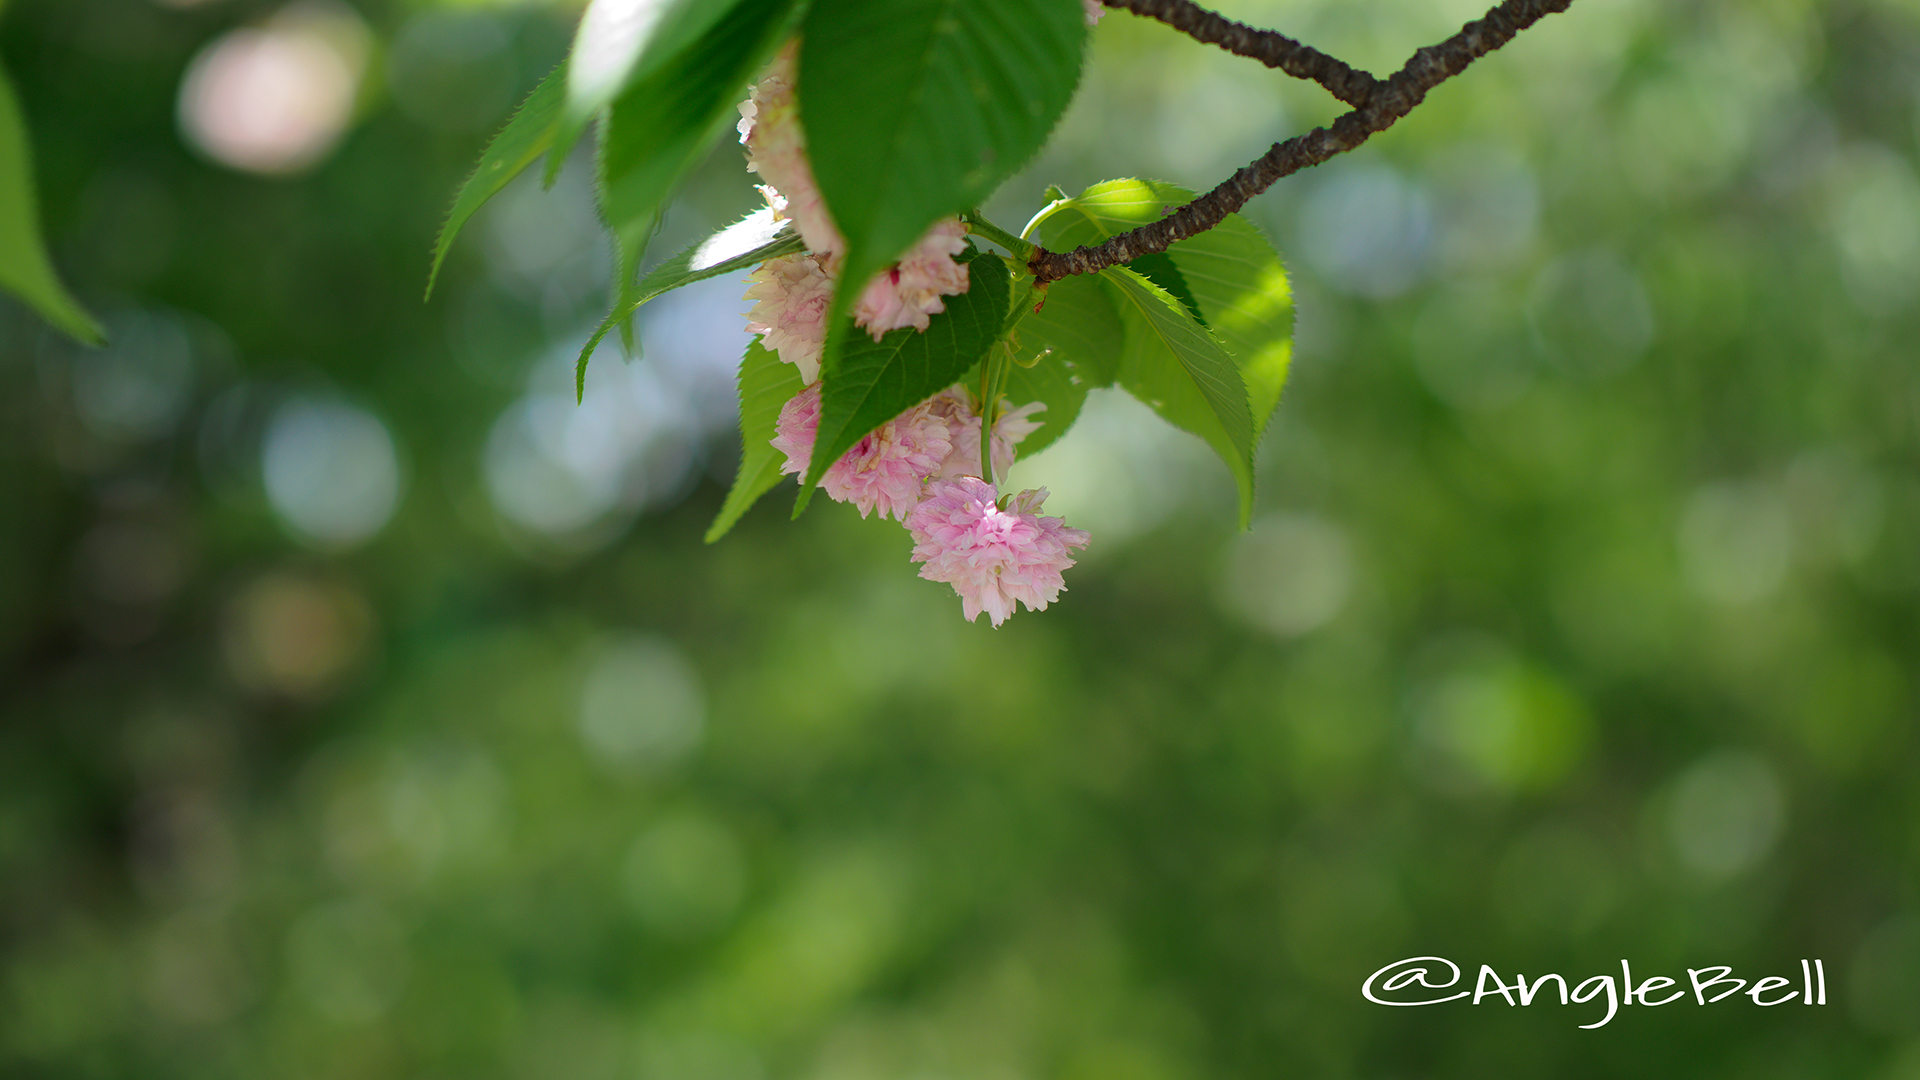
1099,0 -> 1378,107
1033,0 -> 1574,285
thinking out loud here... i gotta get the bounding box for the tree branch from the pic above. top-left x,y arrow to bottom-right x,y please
1101,0 -> 1379,108
1034,0 -> 1574,285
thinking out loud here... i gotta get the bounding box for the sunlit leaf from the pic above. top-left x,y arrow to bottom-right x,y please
707,338 -> 805,543
1032,178 -> 1292,441
549,0 -> 755,186
1102,265 -> 1256,526
0,66 -> 102,344
576,207 -> 805,398
594,0 -> 799,351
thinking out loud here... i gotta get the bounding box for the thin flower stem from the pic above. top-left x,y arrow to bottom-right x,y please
964,212 -> 1037,263
1001,273 -> 1041,340
980,343 -> 1007,483
977,355 -> 993,480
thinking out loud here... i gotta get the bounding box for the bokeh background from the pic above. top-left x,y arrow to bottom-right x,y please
4,0 -> 1918,1075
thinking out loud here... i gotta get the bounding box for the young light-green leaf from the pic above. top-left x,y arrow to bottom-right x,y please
0,66 -> 102,344
594,0 -> 799,351
549,0 -> 755,187
998,271 -> 1123,459
426,63 -> 567,302
1030,178 -> 1293,441
707,337 -> 805,543
1102,265 -> 1257,527
798,0 -> 1084,347
798,249 -> 1011,512
576,207 -> 805,398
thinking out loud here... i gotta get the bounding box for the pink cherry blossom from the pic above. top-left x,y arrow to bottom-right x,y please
772,385 -> 957,521
853,217 -> 971,340
769,381 -> 821,475
738,51 -> 969,343
744,253 -> 835,383
737,43 -> 845,257
905,477 -> 1090,627
925,388 -> 1045,481
1084,0 -> 1106,26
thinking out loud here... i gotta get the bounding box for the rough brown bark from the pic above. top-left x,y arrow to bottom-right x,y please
1100,0 -> 1379,107
1030,0 -> 1574,284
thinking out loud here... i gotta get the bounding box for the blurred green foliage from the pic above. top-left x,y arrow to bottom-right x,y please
3,0 -> 1918,1077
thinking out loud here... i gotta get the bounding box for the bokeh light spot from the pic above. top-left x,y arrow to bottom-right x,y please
623,810 -> 747,939
176,2 -> 369,175
262,397 -> 403,548
1414,642 -> 1593,794
1528,249 -> 1655,379
1663,750 -> 1785,882
1297,164 -> 1433,299
577,635 -> 705,772
1217,512 -> 1352,637
222,571 -> 373,699
285,900 -> 409,1024
66,310 -> 194,442
1679,481 -> 1792,605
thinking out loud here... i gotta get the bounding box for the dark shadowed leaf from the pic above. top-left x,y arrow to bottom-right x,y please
0,67 -> 102,343
999,271 -> 1123,459
1126,251 -> 1205,327
426,63 -> 566,302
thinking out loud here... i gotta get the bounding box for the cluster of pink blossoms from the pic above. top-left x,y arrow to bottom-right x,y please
771,385 -> 1043,522
770,385 -> 1086,626
906,479 -> 1092,627
735,42 -> 1089,625
738,43 -> 973,378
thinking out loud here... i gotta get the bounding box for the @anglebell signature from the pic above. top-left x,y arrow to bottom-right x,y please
1362,955 -> 1829,1029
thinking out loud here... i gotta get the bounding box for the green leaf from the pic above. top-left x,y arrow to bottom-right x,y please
1031,178 -> 1293,441
707,338 -> 805,543
550,0 -> 757,187
1126,250 -> 1205,326
594,0 -> 799,348
426,62 -> 567,302
799,0 -> 1084,339
999,271 -> 1122,459
1102,265 -> 1257,527
577,207 -> 805,398
0,66 -> 102,344
798,248 -> 1011,512
1138,213 -> 1291,443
